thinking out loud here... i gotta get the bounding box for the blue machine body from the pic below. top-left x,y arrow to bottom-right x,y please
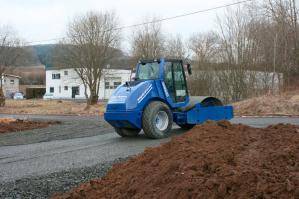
104,58 -> 233,129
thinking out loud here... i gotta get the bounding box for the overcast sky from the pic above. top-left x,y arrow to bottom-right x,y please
0,0 -> 245,44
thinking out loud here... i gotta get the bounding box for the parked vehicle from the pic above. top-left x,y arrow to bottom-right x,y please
43,93 -> 54,100
13,92 -> 24,100
104,58 -> 234,139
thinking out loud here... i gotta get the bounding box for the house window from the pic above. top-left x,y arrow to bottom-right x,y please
10,79 -> 14,84
52,73 -> 61,79
75,87 -> 80,95
50,87 -> 54,93
114,82 -> 121,88
59,86 -> 61,93
64,71 -> 68,75
105,82 -> 110,89
64,86 -> 68,90
72,86 -> 80,98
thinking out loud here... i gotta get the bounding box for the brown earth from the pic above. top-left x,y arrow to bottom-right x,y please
53,121 -> 299,199
0,118 -> 60,134
0,99 -> 105,116
233,89 -> 299,116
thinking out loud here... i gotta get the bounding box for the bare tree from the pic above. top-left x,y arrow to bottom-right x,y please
56,11 -> 121,105
0,25 -> 23,106
130,17 -> 164,62
186,32 -> 219,97
188,31 -> 219,69
186,0 -> 298,102
264,0 -> 298,86
164,34 -> 186,59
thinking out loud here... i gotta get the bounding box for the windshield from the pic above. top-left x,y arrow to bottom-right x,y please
136,62 -> 160,80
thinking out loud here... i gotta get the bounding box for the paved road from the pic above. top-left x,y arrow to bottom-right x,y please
0,114 -> 299,183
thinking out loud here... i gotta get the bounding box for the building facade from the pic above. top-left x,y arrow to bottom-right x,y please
45,68 -> 131,100
1,74 -> 21,98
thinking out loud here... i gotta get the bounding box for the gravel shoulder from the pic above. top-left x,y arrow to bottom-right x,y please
0,158 -> 127,199
0,130 -> 175,183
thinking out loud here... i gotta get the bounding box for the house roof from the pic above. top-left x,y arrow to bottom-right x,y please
46,64 -> 131,71
20,84 -> 45,88
3,74 -> 21,79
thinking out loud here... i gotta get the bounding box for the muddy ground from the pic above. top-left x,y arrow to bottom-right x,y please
0,118 -> 60,134
53,121 -> 299,199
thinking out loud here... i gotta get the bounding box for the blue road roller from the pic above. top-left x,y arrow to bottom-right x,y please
104,58 -> 233,139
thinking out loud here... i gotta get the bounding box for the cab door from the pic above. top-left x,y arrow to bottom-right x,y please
164,61 -> 188,103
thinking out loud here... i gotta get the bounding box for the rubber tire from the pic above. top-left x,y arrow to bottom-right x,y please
115,128 -> 141,137
178,123 -> 196,130
142,101 -> 173,139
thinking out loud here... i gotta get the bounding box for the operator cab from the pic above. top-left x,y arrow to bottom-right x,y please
135,59 -> 190,104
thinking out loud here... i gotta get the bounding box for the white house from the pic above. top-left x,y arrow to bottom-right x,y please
45,67 -> 131,100
1,74 -> 21,98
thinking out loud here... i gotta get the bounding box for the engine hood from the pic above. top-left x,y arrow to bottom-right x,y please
106,80 -> 154,111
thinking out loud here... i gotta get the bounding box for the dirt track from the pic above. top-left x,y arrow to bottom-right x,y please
54,121 -> 299,199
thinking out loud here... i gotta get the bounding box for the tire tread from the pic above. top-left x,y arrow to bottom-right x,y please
142,101 -> 172,139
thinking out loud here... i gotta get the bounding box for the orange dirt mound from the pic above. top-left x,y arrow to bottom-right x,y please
0,119 -> 60,134
233,89 -> 299,116
53,122 -> 299,199
0,118 -> 16,123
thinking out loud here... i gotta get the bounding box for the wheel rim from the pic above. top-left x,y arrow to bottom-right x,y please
155,111 -> 169,131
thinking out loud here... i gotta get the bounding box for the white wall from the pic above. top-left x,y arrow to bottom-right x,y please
99,69 -> 132,99
46,68 -> 87,99
2,75 -> 20,97
46,68 -> 131,100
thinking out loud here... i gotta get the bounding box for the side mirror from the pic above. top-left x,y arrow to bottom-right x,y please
187,64 -> 192,75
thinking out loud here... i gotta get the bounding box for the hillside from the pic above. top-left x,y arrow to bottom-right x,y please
20,44 -> 59,67
233,90 -> 299,116
31,44 -> 56,66
21,44 -> 131,69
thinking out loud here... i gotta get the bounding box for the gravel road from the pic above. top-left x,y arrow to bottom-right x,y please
0,114 -> 299,198
0,114 -> 111,146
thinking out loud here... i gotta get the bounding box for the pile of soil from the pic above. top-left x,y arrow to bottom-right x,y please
0,118 -> 60,134
0,118 -> 16,123
233,89 -> 299,116
53,121 -> 299,199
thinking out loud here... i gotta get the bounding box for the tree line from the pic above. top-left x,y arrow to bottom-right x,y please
0,0 -> 298,105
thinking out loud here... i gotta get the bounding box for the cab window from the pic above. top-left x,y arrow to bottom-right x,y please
136,62 -> 160,80
164,61 -> 187,102
173,62 -> 187,102
164,62 -> 175,101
